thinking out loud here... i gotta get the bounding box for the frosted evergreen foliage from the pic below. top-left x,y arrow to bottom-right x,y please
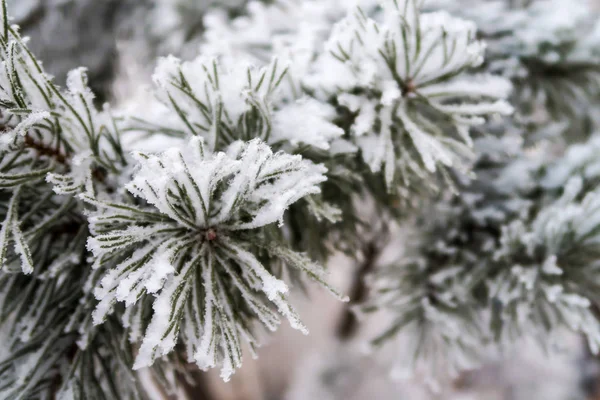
86,137 -> 344,380
145,55 -> 344,152
427,0 -> 600,137
0,11 -> 125,195
500,0 -> 600,127
541,135 -> 600,191
362,134 -> 529,389
491,177 -> 600,353
199,0 -> 379,113
366,254 -> 485,391
0,2 -> 140,397
438,0 -> 600,68
201,0 -> 378,70
365,131 -> 600,387
310,0 -> 512,191
3,0 -> 600,396
426,0 -> 600,66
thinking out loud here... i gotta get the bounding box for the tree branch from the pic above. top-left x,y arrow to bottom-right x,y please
336,241 -> 380,341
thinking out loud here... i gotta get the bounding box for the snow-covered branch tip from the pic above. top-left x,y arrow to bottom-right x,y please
490,177 -> 600,353
148,55 -> 344,152
309,0 -> 512,190
85,137 -> 346,381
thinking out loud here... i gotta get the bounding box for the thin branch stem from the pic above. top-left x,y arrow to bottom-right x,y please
24,133 -> 68,165
336,240 -> 380,341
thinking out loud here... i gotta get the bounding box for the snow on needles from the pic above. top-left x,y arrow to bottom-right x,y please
308,0 -> 513,191
85,137 -> 344,380
150,55 -> 343,151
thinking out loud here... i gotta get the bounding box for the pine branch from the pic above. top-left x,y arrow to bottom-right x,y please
5,0 -> 600,395
86,137 -> 345,380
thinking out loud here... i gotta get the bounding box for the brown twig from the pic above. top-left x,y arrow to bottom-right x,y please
178,369 -> 215,400
24,134 -> 68,165
336,241 -> 380,340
